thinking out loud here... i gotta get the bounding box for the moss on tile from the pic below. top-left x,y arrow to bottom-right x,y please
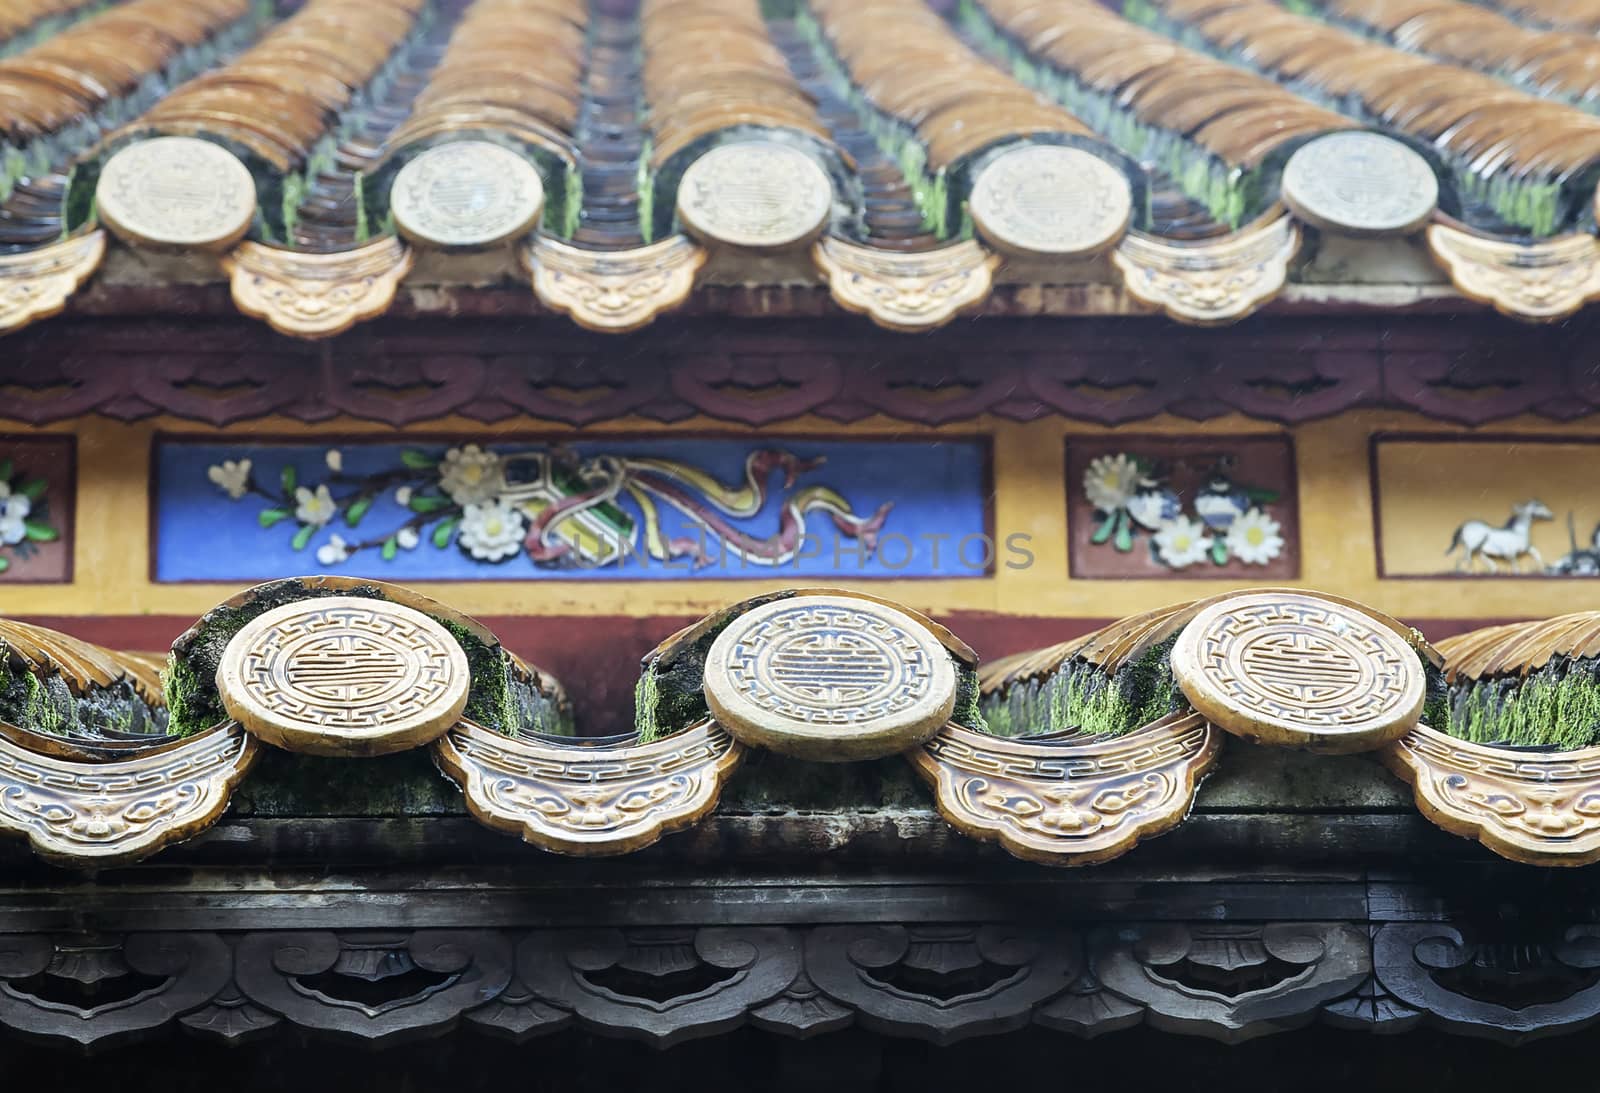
1449,656 -> 1600,750
0,641 -> 164,739
982,634 -> 1182,739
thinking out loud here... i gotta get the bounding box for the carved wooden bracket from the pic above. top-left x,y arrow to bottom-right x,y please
908,713 -> 1220,867
1383,726 -> 1600,867
0,724 -> 258,868
524,235 -> 706,333
1427,224 -> 1600,323
435,719 -> 744,856
1112,216 -> 1299,325
0,232 -> 104,335
225,238 -> 414,339
1091,922 -> 1371,1044
811,237 -> 998,332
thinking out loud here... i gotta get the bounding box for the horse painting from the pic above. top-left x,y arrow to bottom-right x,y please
1446,499 -> 1554,573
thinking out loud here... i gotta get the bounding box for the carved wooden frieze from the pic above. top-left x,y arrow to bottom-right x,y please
0,724 -> 257,868
1427,224 -> 1600,323
1171,590 -> 1426,753
1373,923 -> 1600,1044
0,232 -> 104,335
1090,923 -> 1370,1043
812,237 -> 998,333
216,596 -> 471,758
225,238 -> 414,339
0,933 -> 232,1048
1383,727 -> 1600,867
233,930 -> 514,1046
524,236 -> 706,333
434,719 -> 743,856
804,925 -> 1079,1045
908,713 -> 1220,867
517,927 -> 801,1047
1111,216 -> 1299,325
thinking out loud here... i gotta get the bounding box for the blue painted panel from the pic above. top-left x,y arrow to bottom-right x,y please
153,436 -> 993,582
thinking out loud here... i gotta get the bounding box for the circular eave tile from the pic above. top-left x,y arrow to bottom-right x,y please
95,135 -> 257,250
390,139 -> 545,249
1171,590 -> 1425,753
217,596 -> 471,757
675,140 -> 833,251
1281,131 -> 1439,237
968,144 -> 1133,259
703,594 -> 957,762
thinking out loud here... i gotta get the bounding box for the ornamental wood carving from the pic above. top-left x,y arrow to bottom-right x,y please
434,719 -> 743,856
1373,923 -> 1600,1044
1171,591 -> 1426,753
1427,224 -> 1600,323
0,231 -> 104,335
0,724 -> 258,867
811,237 -> 998,332
908,713 -> 1220,867
517,927 -> 801,1047
225,238 -> 414,339
233,930 -> 514,1046
0,933 -> 232,1048
1111,216 -> 1299,326
1090,923 -> 1370,1044
1383,726 -> 1600,867
217,596 -> 471,758
524,236 -> 706,333
803,925 -> 1080,1045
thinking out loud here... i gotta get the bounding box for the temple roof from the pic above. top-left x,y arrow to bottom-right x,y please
3,0 -> 1600,337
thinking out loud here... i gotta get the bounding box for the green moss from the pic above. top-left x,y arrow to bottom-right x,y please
1449,656 -> 1600,750
1421,649 -> 1451,733
952,663 -> 987,732
0,638 -> 164,739
982,635 -> 1181,739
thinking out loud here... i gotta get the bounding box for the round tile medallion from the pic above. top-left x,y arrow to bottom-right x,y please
1171,591 -> 1425,753
95,136 -> 258,250
1281,131 -> 1438,237
675,141 -> 833,250
968,144 -> 1133,258
217,596 -> 471,757
702,595 -> 957,761
390,140 -> 545,249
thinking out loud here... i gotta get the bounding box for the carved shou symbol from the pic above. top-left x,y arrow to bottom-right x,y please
1238,629 -> 1369,711
703,594 -> 957,762
1172,591 -> 1425,752
218,596 -> 471,757
727,603 -> 932,725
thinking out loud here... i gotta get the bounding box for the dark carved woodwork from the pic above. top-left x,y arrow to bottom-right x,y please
0,932 -> 230,1049
803,925 -> 1080,1045
1088,923 -> 1370,1043
0,918 -> 1588,1046
1372,923 -> 1600,1044
232,930 -> 514,1046
1,316 -> 1594,428
517,928 -> 801,1047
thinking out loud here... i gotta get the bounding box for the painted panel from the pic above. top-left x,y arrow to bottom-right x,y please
1375,435 -> 1599,578
1066,436 -> 1299,579
152,436 -> 993,582
0,435 -> 72,584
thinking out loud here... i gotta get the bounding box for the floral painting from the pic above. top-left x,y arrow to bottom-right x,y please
0,437 -> 71,583
155,436 -> 992,582
1067,437 -> 1299,579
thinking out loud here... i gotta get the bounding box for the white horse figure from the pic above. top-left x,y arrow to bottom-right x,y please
1446,499 -> 1554,573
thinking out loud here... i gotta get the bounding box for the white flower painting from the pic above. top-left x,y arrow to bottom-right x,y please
1077,446 -> 1291,573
